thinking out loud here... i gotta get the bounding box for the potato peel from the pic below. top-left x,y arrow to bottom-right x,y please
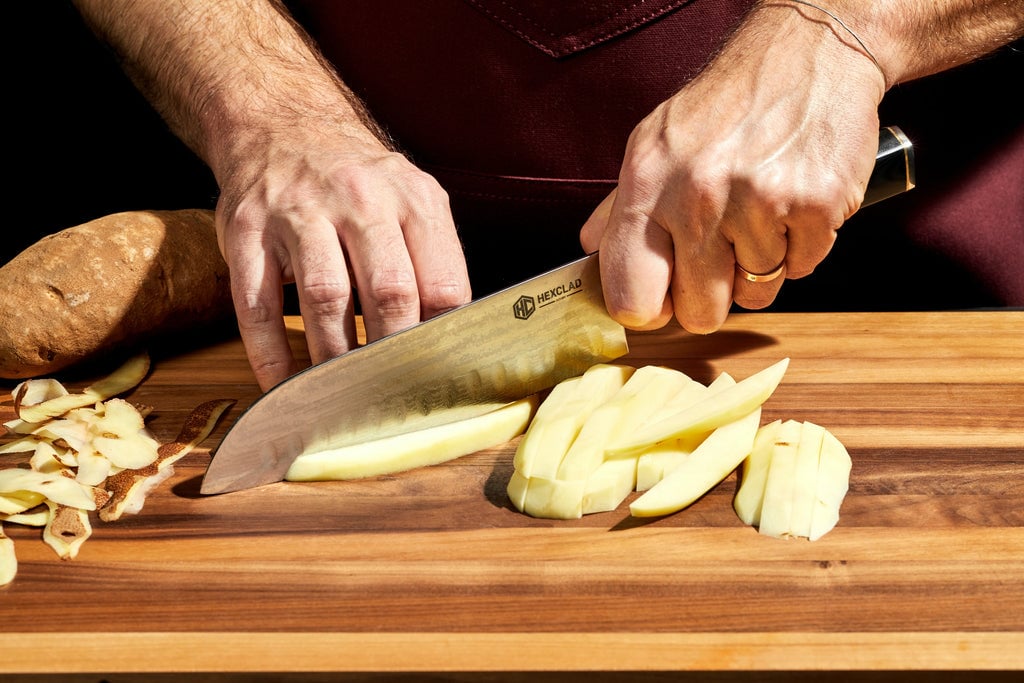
42,501 -> 92,560
0,353 -> 234,586
13,353 -> 150,424
100,398 -> 235,522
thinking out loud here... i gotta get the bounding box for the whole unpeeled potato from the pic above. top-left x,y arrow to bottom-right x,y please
0,209 -> 234,379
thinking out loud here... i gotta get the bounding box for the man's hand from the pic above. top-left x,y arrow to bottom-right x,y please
581,2 -> 884,335
217,129 -> 470,390
582,0 -> 1023,335
71,0 -> 471,391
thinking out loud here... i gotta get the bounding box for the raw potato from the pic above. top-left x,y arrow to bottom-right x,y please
733,419 -> 852,541
506,363 -> 636,518
733,420 -> 781,526
0,526 -> 15,586
808,430 -> 853,541
512,364 -> 636,479
285,395 -> 539,481
752,419 -> 803,538
0,209 -> 233,379
629,376 -> 762,517
605,358 -> 789,458
506,362 -> 786,520
557,365 -> 697,480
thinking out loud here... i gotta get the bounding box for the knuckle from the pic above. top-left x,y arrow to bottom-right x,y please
298,275 -> 353,317
421,278 -> 471,317
233,290 -> 277,330
366,269 -> 420,317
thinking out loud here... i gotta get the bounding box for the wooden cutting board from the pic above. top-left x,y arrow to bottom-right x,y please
1,311 -> 1022,678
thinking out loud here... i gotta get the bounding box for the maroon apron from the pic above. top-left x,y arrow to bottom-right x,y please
288,0 -> 1023,309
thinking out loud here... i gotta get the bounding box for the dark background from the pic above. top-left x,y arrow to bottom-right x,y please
5,3 -> 219,266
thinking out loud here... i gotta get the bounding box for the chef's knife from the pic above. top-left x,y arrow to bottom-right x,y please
201,126 -> 915,495
201,253 -> 628,494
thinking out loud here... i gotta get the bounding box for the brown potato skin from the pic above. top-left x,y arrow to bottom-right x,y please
0,210 -> 234,379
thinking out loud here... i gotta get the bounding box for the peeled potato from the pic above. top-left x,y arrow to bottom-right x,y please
735,420 -> 852,541
286,396 -> 539,481
606,358 -> 789,458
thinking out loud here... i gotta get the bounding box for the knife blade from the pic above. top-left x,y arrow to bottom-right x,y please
201,253 -> 628,494
201,126 -> 915,495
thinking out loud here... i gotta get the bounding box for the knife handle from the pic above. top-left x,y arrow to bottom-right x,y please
863,125 -> 916,207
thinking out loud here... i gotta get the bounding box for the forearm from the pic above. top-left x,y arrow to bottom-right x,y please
71,0 -> 388,178
755,0 -> 1024,89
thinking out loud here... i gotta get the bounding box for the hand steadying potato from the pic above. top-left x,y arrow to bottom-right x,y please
0,210 -> 233,378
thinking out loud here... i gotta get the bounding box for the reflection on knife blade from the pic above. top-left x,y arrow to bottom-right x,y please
201,253 -> 628,494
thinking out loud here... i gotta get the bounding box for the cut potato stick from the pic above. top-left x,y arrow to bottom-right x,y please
632,373 -> 738,490
557,365 -> 694,480
809,430 -> 853,541
582,457 -> 637,515
513,364 -> 634,479
755,419 -> 803,538
517,474 -> 587,520
505,469 -> 531,513
606,358 -> 788,457
635,440 -> 693,492
630,406 -> 761,517
733,419 -> 782,526
789,421 -> 826,539
285,396 -> 536,482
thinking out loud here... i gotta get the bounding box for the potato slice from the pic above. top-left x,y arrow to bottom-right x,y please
606,358 -> 789,457
630,405 -> 761,518
557,365 -> 695,479
13,353 -> 150,423
733,419 -> 782,526
582,457 -> 637,515
789,421 -> 826,539
512,364 -> 635,479
809,430 -> 853,541
286,396 -> 537,482
1,524 -> 16,587
514,474 -> 587,520
0,468 -> 103,511
755,419 -> 803,538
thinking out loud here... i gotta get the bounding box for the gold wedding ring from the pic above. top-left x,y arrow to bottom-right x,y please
736,261 -> 786,283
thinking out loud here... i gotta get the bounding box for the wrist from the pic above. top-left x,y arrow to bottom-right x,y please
752,0 -> 893,93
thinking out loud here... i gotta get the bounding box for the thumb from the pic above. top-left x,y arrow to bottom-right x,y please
580,188 -> 618,253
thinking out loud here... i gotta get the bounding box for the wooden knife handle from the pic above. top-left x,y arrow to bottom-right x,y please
863,125 -> 916,207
